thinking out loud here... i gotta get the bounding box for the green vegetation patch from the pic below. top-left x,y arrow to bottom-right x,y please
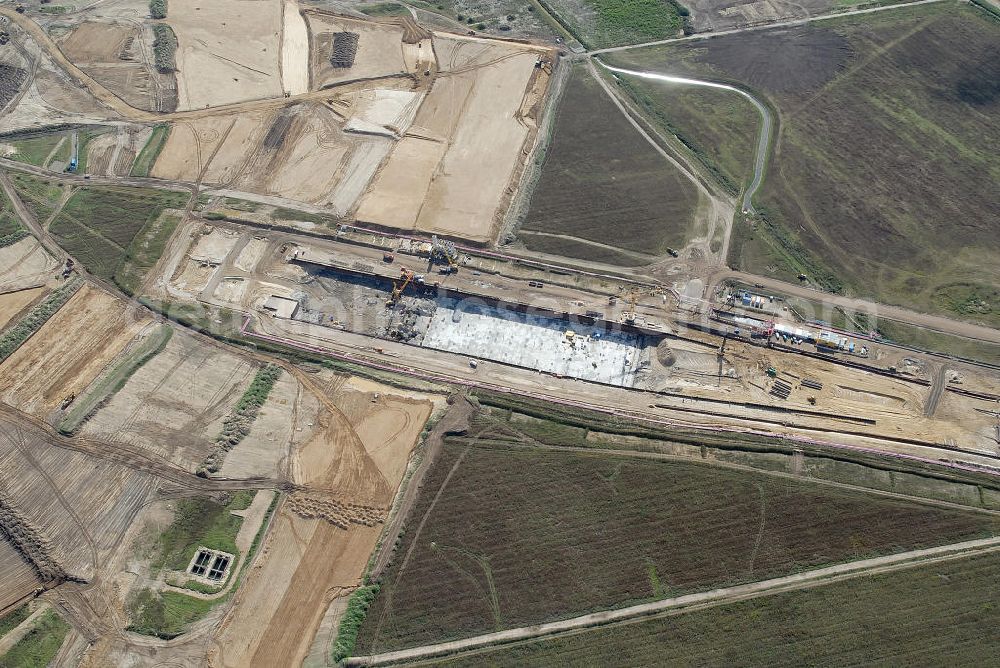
0,609 -> 70,667
0,185 -> 25,247
154,494 -> 244,572
521,64 -> 699,265
540,0 -> 685,48
130,124 -> 170,177
126,588 -> 214,640
332,585 -> 380,663
59,325 -> 173,434
434,551 -> 1000,666
271,206 -> 332,224
199,364 -> 281,475
48,186 -> 188,284
149,0 -> 167,18
151,24 -> 178,73
360,2 -> 409,15
7,133 -> 67,168
356,440 -> 999,652
0,277 -> 81,363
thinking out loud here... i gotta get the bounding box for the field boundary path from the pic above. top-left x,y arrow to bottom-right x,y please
589,0 -> 950,54
348,536 -> 1000,666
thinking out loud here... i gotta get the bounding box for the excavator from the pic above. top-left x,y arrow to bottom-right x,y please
386,267 -> 414,308
622,289 -> 639,325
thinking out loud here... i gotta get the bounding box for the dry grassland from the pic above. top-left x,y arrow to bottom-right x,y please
214,374 -> 434,667
81,329 -> 257,472
0,284 -> 149,419
169,0 -> 283,110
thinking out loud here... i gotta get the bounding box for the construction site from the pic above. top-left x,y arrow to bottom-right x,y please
0,0 -> 999,665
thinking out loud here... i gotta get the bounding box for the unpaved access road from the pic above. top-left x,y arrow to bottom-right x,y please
349,535 -> 1000,666
711,270 -> 1000,345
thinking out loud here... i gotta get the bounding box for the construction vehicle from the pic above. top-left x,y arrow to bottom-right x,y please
383,253 -> 394,263
622,289 -> 639,324
386,267 -> 414,308
766,367 -> 777,378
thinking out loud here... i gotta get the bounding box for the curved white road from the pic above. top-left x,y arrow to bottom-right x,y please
597,62 -> 772,214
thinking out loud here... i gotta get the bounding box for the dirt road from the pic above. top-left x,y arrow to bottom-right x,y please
348,535 -> 1000,665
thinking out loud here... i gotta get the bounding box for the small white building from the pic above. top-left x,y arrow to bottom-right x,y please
263,295 -> 300,319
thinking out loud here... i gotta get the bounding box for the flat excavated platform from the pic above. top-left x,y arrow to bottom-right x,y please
421,299 -> 641,386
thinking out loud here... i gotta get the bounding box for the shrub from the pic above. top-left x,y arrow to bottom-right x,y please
332,585 -> 380,663
151,23 -> 177,73
149,0 -> 167,18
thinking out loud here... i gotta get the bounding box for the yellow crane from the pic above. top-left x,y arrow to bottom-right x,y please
386,268 -> 414,307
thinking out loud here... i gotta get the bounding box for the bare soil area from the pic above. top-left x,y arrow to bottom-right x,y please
0,236 -> 59,293
0,284 -> 149,419
169,0 -> 283,110
307,13 -> 411,88
213,373 -> 433,666
80,328 -> 257,472
0,537 -> 40,613
0,286 -> 46,331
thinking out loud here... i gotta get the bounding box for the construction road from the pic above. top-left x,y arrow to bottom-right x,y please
350,535 -> 1000,665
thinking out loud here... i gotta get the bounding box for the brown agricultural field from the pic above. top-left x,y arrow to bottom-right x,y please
356,439 -> 1000,653
608,5 -> 1000,324
519,63 -> 701,264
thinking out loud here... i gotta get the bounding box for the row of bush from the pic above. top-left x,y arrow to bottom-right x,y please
198,364 -> 282,475
332,585 -> 380,663
149,0 -> 167,19
151,23 -> 177,73
0,277 -> 81,363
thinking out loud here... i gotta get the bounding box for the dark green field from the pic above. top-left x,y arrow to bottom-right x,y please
0,609 -> 70,667
434,550 -> 1000,666
48,185 -> 189,289
609,5 -> 1000,324
356,435 -> 998,653
520,64 -> 700,265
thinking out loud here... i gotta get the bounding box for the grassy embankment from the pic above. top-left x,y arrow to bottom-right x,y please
129,124 -> 170,177
0,609 -> 70,667
0,277 -> 81,362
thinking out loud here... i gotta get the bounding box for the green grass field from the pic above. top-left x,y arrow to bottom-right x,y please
0,609 -> 70,667
48,186 -> 188,284
9,172 -> 66,223
130,124 -> 170,177
356,436 -> 998,653
0,186 -> 25,246
520,64 -> 700,265
0,604 -> 30,638
154,494 -> 244,572
434,550 -> 1000,666
126,588 -> 215,639
608,5 -> 1000,323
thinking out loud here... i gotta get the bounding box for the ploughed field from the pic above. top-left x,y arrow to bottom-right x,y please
608,4 -> 1000,324
520,64 -> 700,265
356,436 -> 999,652
432,550 -> 1000,666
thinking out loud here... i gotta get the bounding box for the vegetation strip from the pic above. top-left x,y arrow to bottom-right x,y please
0,277 -> 81,363
151,24 -> 177,73
333,585 -> 381,663
199,364 -> 282,475
130,124 -> 170,177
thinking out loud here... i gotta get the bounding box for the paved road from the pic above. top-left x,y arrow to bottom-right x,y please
711,269 -> 1000,345
597,63 -> 771,214
349,536 -> 1000,666
589,0 -> 948,54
